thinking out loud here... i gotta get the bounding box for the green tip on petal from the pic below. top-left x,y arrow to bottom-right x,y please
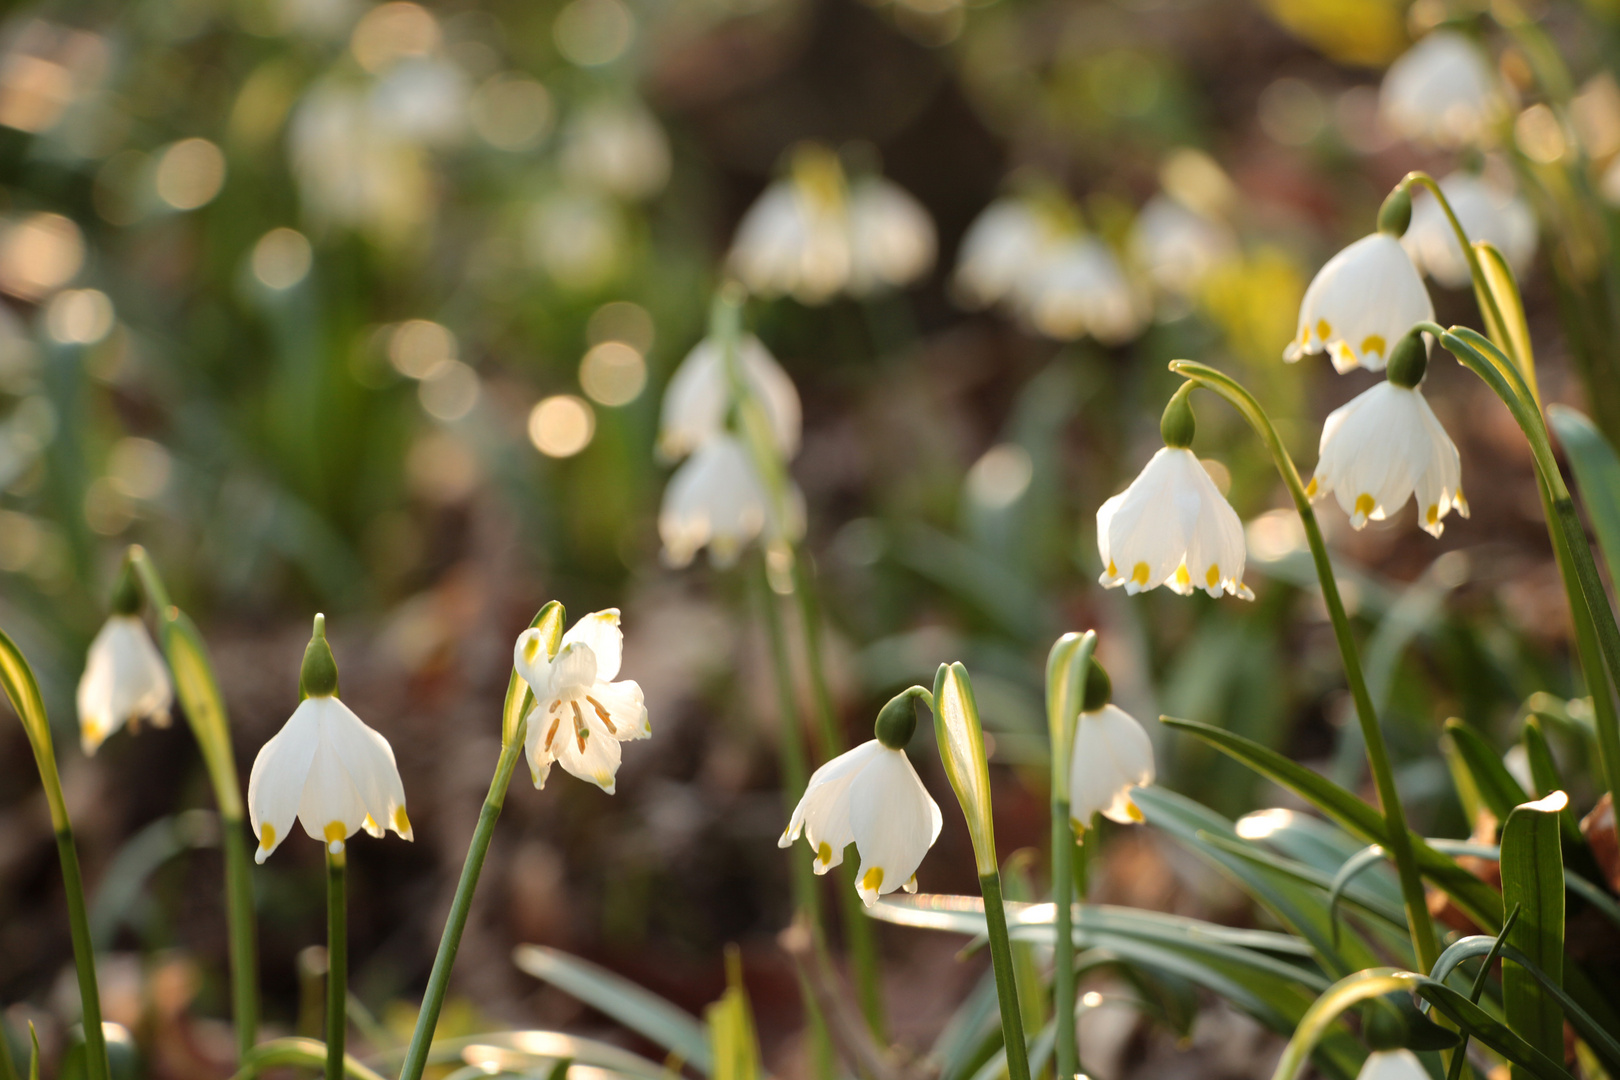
874,686 -> 930,749
110,560 -> 142,616
1081,658 -> 1112,713
1377,186 -> 1412,238
1386,330 -> 1428,388
300,613 -> 340,698
1160,382 -> 1196,449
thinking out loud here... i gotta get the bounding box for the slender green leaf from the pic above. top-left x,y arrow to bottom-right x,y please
1519,719 -> 1582,846
228,1038 -> 388,1080
1499,794 -> 1567,1080
705,948 -> 761,1080
1548,405 -> 1620,589
1268,969 -> 1415,1080
1444,718 -> 1528,824
411,1032 -> 671,1080
26,1024 -> 38,1080
1414,981 -> 1571,1080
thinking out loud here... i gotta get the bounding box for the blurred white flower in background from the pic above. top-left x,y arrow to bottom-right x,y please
525,189 -> 626,290
78,614 -> 173,755
953,197 -> 1053,310
1023,236 -> 1145,344
1380,30 -> 1507,147
1128,194 -> 1238,297
846,177 -> 937,295
1287,232 -> 1433,372
289,80 -> 433,242
659,334 -> 801,462
561,98 -> 671,201
659,434 -> 803,567
1403,171 -> 1536,287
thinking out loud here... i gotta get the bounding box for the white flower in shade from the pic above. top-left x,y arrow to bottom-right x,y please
1403,172 -> 1536,288
1285,233 -> 1433,373
1023,237 -> 1145,344
560,99 -> 672,202
1357,1051 -> 1429,1080
513,609 -> 648,794
1069,704 -> 1154,828
658,335 -> 801,462
846,177 -> 936,295
1309,379 -> 1467,537
779,739 -> 943,905
728,174 -> 850,305
1381,31 -> 1506,148
1128,195 -> 1237,296
659,435 -> 804,568
247,619 -> 410,863
953,197 -> 1054,310
77,616 -> 173,755
1097,448 -> 1253,599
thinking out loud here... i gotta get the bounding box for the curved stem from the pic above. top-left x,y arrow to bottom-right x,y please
1400,172 -> 1516,366
1167,360 -> 1441,974
326,845 -> 348,1080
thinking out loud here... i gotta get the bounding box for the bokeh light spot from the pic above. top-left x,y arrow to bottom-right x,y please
528,395 -> 594,457
965,443 -> 1033,510
351,2 -> 440,73
579,341 -> 646,406
586,300 -> 654,352
553,0 -> 634,67
252,228 -> 313,290
418,360 -> 480,421
0,213 -> 83,300
469,74 -> 553,151
45,288 -> 114,345
155,138 -> 227,210
107,437 -> 172,500
389,319 -> 456,379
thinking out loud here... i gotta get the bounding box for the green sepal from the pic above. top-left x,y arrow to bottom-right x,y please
299,614 -> 340,699
1377,186 -> 1412,237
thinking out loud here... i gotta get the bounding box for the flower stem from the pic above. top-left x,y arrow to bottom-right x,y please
978,871 -> 1033,1080
1399,172 -> 1518,372
326,844 -> 348,1080
1166,360 -> 1441,975
1045,632 -> 1094,1080
125,545 -> 259,1059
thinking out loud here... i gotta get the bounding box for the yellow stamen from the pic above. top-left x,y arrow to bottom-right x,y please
1206,564 -> 1220,587
1130,561 -> 1150,585
861,866 -> 884,894
1304,477 -> 1318,497
1360,334 -> 1386,359
393,806 -> 412,836
1174,564 -> 1190,588
324,821 -> 346,844
259,823 -> 276,851
1316,318 -> 1332,340
816,841 -> 831,867
1354,493 -> 1376,520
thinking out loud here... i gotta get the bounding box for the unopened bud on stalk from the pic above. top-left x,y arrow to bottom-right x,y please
1377,186 -> 1412,238
1160,383 -> 1196,449
1385,330 -> 1429,388
299,614 -> 340,699
874,686 -> 929,749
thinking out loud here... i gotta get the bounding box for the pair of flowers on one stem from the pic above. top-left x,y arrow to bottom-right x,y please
779,650 -> 1153,905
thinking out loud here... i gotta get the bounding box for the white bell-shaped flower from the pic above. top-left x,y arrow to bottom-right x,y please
1356,1051 -> 1429,1080
248,617 -> 411,863
1380,31 -> 1506,148
1309,339 -> 1466,536
1128,195 -> 1237,296
728,145 -> 853,305
846,177 -> 936,295
1069,700 -> 1154,829
77,615 -> 173,755
1097,399 -> 1253,600
779,738 -> 943,906
953,197 -> 1053,310
514,609 -> 648,794
1403,172 -> 1536,288
1285,233 -> 1433,373
1023,236 -> 1145,344
659,435 -> 804,568
658,335 -> 801,462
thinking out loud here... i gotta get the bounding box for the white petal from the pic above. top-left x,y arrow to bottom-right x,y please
659,436 -> 770,568
589,678 -> 648,741
1357,1051 -> 1430,1080
849,748 -> 941,905
76,617 -> 173,755
319,696 -> 411,841
1069,705 -> 1154,825
248,698 -> 321,863
658,335 -> 801,462
953,199 -> 1050,309
846,178 -> 936,294
524,702 -> 563,789
1313,382 -> 1459,536
562,609 -> 624,682
550,641 -> 599,696
1290,235 -> 1432,372
298,730 -> 369,845
1021,237 -> 1144,344
555,702 -> 623,793
781,740 -> 885,874
513,628 -> 554,697
1380,32 -> 1505,148
1128,196 -> 1237,295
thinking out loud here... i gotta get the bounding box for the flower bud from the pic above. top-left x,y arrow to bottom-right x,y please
1377,186 -> 1412,238
1385,330 -> 1428,388
1081,658 -> 1112,713
874,686 -> 928,749
1159,383 -> 1196,449
299,614 -> 340,699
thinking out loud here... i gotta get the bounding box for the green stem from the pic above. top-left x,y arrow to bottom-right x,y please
978,871 -> 1032,1080
1166,360 -> 1441,975
222,823 -> 259,1060
1400,172 -> 1515,364
326,845 -> 348,1080
1050,805 -> 1077,1080
58,827 -> 109,1080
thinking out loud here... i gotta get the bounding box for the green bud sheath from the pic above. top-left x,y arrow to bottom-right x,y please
1377,186 -> 1412,238
875,686 -> 927,749
1385,330 -> 1428,388
110,562 -> 142,616
1160,382 -> 1197,449
300,614 -> 340,699
1080,658 -> 1112,713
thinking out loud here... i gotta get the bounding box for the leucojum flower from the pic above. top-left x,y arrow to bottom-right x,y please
248,615 -> 412,862
780,687 -> 942,905
658,333 -> 801,463
1309,330 -> 1467,536
1379,29 -> 1507,148
1068,658 -> 1154,831
513,608 -> 649,794
1097,386 -> 1253,599
1286,189 -> 1433,373
78,570 -> 173,755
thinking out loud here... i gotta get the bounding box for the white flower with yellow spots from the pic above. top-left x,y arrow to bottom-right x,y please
514,609 -> 649,794
77,614 -> 173,756
1309,333 -> 1466,537
1380,31 -> 1506,148
659,434 -> 804,568
1285,232 -> 1433,373
248,617 -> 411,863
1068,660 -> 1154,830
779,689 -> 942,906
1023,236 -> 1145,345
658,334 -> 801,463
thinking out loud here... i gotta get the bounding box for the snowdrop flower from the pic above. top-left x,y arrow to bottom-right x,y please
659,435 -> 803,568
1023,236 -> 1145,344
1403,171 -> 1536,288
846,177 -> 936,295
513,609 -> 648,794
728,144 -> 852,304
1067,660 -> 1153,831
1097,389 -> 1253,599
77,578 -> 172,755
1286,194 -> 1433,373
248,616 -> 411,863
1309,331 -> 1467,536
780,687 -> 942,905
658,334 -> 801,462
1357,1051 -> 1429,1080
1128,194 -> 1238,296
1381,31 -> 1506,148
953,197 -> 1056,309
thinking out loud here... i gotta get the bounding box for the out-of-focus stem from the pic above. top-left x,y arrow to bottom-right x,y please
1045,632 -> 1095,1080
1166,361 -> 1441,975
326,845 -> 348,1080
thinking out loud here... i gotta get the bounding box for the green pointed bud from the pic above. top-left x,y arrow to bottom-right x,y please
933,662 -> 998,875
1159,383 -> 1196,449
1081,658 -> 1112,712
299,613 -> 340,699
874,686 -> 928,749
110,561 -> 142,615
1377,186 -> 1412,238
1385,330 -> 1428,388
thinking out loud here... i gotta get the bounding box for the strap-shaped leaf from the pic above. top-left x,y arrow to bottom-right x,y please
228,1038 -> 388,1080
1547,405 -> 1620,589
1500,794 -> 1567,1080
1519,718 -> 1582,847
0,627 -> 68,830
1444,718 -> 1528,825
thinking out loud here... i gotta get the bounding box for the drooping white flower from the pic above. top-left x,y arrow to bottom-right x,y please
77,615 -> 173,755
1403,171 -> 1536,288
560,99 -> 672,202
779,739 -> 943,905
728,173 -> 850,305
1309,380 -> 1467,536
658,334 -> 801,462
953,197 -> 1054,310
1069,704 -> 1155,828
1022,236 -> 1145,345
1128,195 -> 1238,296
1285,233 -> 1434,373
1356,1051 -> 1429,1080
513,609 -> 648,794
659,435 -> 804,568
248,619 -> 411,863
1097,447 -> 1253,599
846,177 -> 936,295
1381,31 -> 1507,148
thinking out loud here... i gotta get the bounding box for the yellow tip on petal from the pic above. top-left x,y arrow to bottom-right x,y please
1106,560 -> 1117,578
1426,504 -> 1439,525
1354,493 -> 1376,519
816,841 -> 832,867
861,866 -> 884,895
259,823 -> 276,851
1174,564 -> 1190,588
1205,564 -> 1220,587
324,821 -> 346,844
523,634 -> 541,665
1130,561 -> 1150,585
1360,334 -> 1386,359
393,806 -> 412,837
1316,318 -> 1332,340
1125,800 -> 1144,823
1304,477 -> 1318,498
